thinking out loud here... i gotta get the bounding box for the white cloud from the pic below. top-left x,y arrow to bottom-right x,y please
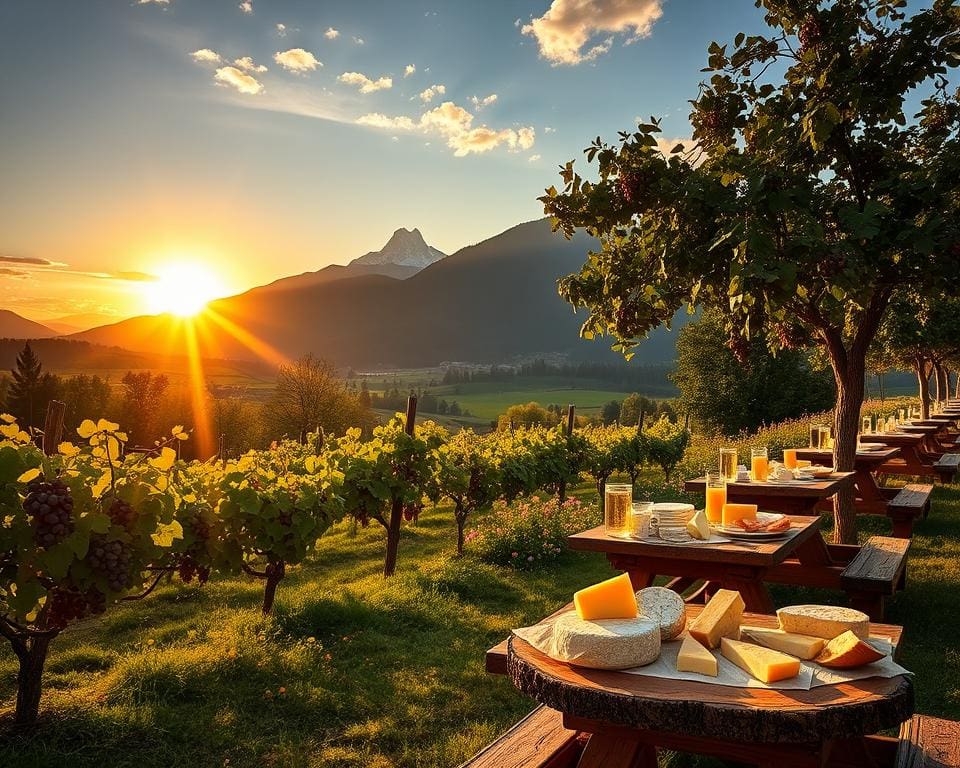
419,84 -> 446,103
470,93 -> 497,110
544,125 -> 556,133
214,66 -> 264,95
528,154 -> 542,162
238,0 -> 252,13
357,100 -> 536,157
137,0 -> 170,5
522,0 -> 663,65
339,71 -> 392,94
274,48 -> 320,73
352,36 -> 365,45
234,56 -> 267,73
325,27 -> 340,39
655,136 -> 705,166
276,23 -> 287,36
190,48 -> 222,64
404,64 -> 416,77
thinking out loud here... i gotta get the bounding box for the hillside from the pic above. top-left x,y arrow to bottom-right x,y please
72,219 -> 688,367
0,310 -> 58,339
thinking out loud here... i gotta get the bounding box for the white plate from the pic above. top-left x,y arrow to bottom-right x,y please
767,476 -> 817,484
711,512 -> 789,539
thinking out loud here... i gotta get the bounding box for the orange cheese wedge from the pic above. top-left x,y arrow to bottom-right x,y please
573,572 -> 638,621
722,503 -> 758,527
814,630 -> 885,669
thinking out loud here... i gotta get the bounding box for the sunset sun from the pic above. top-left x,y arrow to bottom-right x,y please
145,262 -> 226,317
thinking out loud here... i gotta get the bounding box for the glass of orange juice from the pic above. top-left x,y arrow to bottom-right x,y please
783,448 -> 798,470
751,447 -> 769,482
705,471 -> 726,523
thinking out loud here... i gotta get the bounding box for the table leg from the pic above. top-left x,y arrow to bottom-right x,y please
719,573 -> 775,613
576,733 -> 656,768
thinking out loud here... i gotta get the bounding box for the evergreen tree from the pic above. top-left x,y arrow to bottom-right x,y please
8,343 -> 45,427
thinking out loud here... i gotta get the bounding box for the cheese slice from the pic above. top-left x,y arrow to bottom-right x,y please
677,634 -> 718,676
777,605 -> 870,640
686,509 -> 711,540
815,630 -> 885,669
573,572 -> 638,621
636,587 -> 686,641
552,613 -> 660,670
687,589 -> 744,649
739,626 -> 825,660
720,637 -> 801,683
722,503 -> 758,527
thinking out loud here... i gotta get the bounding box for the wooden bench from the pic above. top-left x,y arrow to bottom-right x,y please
882,483 -> 934,532
840,536 -> 911,621
933,453 -> 960,483
458,705 -> 585,768
897,715 -> 960,767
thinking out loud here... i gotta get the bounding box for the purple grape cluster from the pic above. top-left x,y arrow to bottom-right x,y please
47,586 -> 106,629
107,497 -> 137,530
87,535 -> 134,593
24,478 -> 75,549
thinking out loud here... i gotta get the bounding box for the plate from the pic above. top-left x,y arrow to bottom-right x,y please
711,511 -> 789,539
767,475 -> 817,484
857,444 -> 884,452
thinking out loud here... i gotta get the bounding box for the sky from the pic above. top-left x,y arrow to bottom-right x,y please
0,0 -> 777,324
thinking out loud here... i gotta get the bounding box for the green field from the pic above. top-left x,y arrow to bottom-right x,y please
3,477 -> 958,768
438,387 -> 632,421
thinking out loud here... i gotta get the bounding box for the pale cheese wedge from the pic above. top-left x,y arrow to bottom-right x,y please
720,637 -> 801,683
677,634 -> 718,677
686,509 -> 711,540
739,626 -> 825,660
688,589 -> 744,649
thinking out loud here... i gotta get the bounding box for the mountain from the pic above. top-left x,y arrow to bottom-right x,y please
45,312 -> 124,334
258,227 -> 445,293
0,310 -> 58,339
72,219 -> 687,367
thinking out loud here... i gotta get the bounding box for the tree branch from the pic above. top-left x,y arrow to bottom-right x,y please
121,569 -> 171,602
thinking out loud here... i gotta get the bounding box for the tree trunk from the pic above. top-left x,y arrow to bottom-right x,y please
455,508 -> 466,556
261,560 -> 285,614
383,499 -> 403,577
933,361 -> 947,405
878,373 -> 885,403
15,635 -> 52,727
832,370 -> 862,545
916,358 -> 932,419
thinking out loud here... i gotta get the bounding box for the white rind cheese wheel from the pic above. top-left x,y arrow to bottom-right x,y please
777,604 -> 870,640
636,587 -> 687,641
552,613 -> 661,670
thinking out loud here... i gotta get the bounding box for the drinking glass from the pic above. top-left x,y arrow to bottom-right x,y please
630,501 -> 653,539
750,447 -> 769,482
604,482 -> 633,538
719,448 -> 738,481
820,425 -> 833,450
900,408 -> 908,424
809,423 -> 822,448
862,416 -> 872,436
783,448 -> 798,470
704,471 -> 726,524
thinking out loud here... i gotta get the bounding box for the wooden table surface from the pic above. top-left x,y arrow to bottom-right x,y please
684,472 -> 855,515
860,432 -> 924,447
501,604 -> 912,766
795,447 -> 900,467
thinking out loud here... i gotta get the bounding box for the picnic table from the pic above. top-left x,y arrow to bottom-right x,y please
684,472 -> 855,515
487,604 -> 912,768
793,447 -> 929,537
861,431 -> 959,481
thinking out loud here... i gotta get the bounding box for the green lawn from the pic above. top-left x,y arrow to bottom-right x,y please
2,482 -> 959,767
434,388 -> 632,421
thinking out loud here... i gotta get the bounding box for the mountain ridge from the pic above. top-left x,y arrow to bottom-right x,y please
0,310 -> 58,340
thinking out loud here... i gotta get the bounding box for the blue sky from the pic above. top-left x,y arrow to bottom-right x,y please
1,0 -> 776,321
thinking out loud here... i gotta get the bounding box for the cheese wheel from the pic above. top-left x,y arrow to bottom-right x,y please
636,587 -> 686,641
777,605 -> 870,640
552,613 -> 661,670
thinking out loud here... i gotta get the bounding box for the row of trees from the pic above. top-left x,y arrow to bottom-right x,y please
0,405 -> 688,726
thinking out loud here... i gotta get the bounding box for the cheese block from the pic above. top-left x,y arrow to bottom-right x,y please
796,460 -> 812,468
636,587 -> 686,641
815,630 -> 886,669
552,613 -> 660,670
720,637 -> 801,683
686,509 -> 711,540
687,589 -> 745,649
739,626 -> 825,660
777,605 -> 870,640
722,503 -> 758,527
676,634 -> 718,677
573,572 -> 638,621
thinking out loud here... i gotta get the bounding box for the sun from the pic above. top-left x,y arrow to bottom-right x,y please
145,262 -> 226,317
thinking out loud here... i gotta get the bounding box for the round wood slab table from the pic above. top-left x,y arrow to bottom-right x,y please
507,631 -> 913,768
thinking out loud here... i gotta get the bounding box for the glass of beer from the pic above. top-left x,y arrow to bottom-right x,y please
604,482 -> 633,538
861,416 -> 872,436
704,471 -> 726,523
630,500 -> 653,539
783,448 -> 798,470
751,447 -> 769,482
809,423 -> 822,448
820,425 -> 833,450
719,448 -> 738,481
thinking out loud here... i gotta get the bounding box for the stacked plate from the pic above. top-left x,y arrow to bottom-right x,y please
651,502 -> 695,542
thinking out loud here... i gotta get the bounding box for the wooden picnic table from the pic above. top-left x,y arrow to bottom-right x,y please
860,432 -> 936,476
571,516 -> 836,614
490,603 -> 912,768
684,472 -> 855,516
795,447 -> 898,513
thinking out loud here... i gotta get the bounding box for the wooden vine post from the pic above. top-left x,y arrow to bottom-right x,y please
558,404 -> 575,505
383,395 -> 417,578
41,400 -> 65,457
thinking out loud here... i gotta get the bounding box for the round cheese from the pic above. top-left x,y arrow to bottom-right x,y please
636,586 -> 686,641
777,604 -> 870,640
552,613 -> 661,670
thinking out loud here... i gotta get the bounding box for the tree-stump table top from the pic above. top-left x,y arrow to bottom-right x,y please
507,605 -> 912,746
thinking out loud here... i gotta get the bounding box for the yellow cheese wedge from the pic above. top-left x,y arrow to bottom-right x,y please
722,503 -> 758,527
814,630 -> 886,669
687,589 -> 745,649
796,460 -> 812,468
677,634 -> 718,676
720,637 -> 801,683
739,626 -> 825,660
573,572 -> 638,621
686,509 -> 711,540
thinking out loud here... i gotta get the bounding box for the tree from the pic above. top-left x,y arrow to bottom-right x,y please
119,371 -> 170,448
437,431 -> 500,555
620,393 -> 657,427
60,375 -> 112,432
496,402 -> 556,430
8,343 -> 58,430
541,1 -> 960,543
600,400 -> 622,425
673,312 -> 834,434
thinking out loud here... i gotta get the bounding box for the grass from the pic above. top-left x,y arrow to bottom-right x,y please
2,479 -> 959,767
432,388 -> 633,421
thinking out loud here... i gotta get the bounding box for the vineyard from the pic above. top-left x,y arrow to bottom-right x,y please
0,402 -> 689,729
